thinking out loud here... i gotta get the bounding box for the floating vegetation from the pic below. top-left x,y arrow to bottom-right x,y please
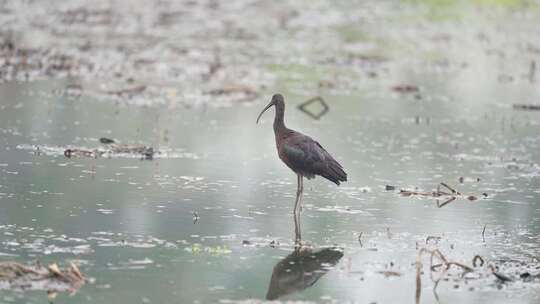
2,0 -> 540,303
415,248 -> 540,304
184,244 -> 231,256
103,85 -> 147,99
0,261 -> 88,296
2,0 -> 535,108
64,138 -> 154,159
206,84 -> 259,102
0,1 -> 279,106
64,146 -> 154,160
377,270 -> 402,277
391,84 -> 419,94
99,137 -> 116,144
398,182 -> 486,207
513,104 -> 540,111
17,143 -> 200,160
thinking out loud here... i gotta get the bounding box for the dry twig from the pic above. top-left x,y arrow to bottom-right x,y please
416,248 -> 474,304
400,182 -> 482,208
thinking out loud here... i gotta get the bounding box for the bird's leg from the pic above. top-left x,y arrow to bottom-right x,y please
299,175 -> 304,212
293,174 -> 303,215
292,174 -> 303,246
294,208 -> 301,246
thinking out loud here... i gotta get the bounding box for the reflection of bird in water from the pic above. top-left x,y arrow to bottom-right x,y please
256,94 -> 347,218
266,246 -> 343,300
266,214 -> 343,300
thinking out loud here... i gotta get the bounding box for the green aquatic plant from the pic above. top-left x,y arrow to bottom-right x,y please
184,244 -> 231,255
404,0 -> 537,21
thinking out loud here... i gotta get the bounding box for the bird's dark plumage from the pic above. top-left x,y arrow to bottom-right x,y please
257,93 -> 347,185
280,133 -> 347,185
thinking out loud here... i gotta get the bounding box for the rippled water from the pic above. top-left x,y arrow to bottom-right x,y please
2,75 -> 540,303
2,0 -> 540,303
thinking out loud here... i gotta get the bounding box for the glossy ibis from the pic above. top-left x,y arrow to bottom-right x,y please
256,94 -> 347,216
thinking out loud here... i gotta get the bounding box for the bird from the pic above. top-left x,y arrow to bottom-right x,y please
256,94 -> 347,216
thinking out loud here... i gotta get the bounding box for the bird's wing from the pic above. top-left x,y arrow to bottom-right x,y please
282,135 -> 347,184
282,137 -> 324,170
314,141 -> 344,169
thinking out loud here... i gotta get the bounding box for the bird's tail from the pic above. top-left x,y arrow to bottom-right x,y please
321,161 -> 347,186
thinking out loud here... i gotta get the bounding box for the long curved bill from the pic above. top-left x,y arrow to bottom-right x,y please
256,101 -> 274,124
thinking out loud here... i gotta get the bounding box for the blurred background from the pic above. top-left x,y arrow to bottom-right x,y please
1,0 -> 540,303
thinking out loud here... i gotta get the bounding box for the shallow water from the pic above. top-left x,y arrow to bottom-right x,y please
2,0 -> 540,303
1,76 -> 540,303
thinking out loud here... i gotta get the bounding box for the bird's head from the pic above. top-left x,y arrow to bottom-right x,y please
256,94 -> 284,124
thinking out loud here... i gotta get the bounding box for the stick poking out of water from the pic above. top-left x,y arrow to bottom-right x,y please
415,248 -> 474,304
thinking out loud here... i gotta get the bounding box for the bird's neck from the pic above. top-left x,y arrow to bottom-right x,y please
273,105 -> 286,134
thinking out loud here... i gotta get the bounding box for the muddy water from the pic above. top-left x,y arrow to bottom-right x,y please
1,76 -> 540,303
2,0 -> 540,303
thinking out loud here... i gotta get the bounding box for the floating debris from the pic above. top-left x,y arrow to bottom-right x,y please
99,137 -> 115,144
425,236 -> 442,245
297,96 -> 329,120
206,84 -> 258,102
513,104 -> 540,111
0,261 -> 88,294
415,248 -> 540,304
54,83 -> 83,98
489,264 -> 513,283
377,270 -> 402,278
399,182 -> 485,208
529,60 -> 536,83
104,85 -> 146,99
391,84 -> 419,93
17,141 -> 201,160
64,145 -> 154,160
472,255 -> 485,267
415,248 -> 473,304
64,148 -> 98,159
